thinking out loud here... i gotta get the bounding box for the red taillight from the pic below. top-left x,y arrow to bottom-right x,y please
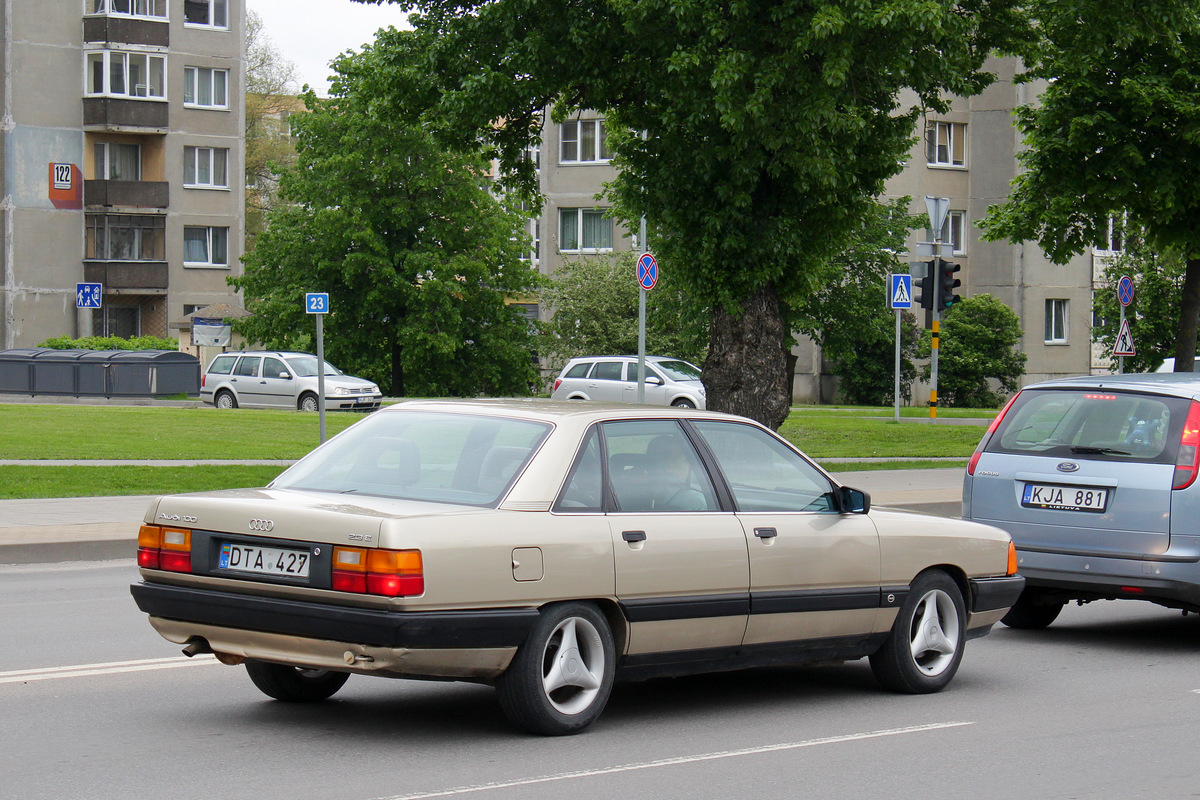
1173,400 -> 1200,489
553,379 -> 562,392
333,546 -> 423,597
201,374 -> 206,388
1120,586 -> 1145,595
137,525 -> 192,573
968,392 -> 1022,475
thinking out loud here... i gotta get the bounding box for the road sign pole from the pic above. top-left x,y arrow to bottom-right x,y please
638,216 -> 648,403
894,309 -> 902,422
1118,305 -> 1125,375
316,312 -> 326,443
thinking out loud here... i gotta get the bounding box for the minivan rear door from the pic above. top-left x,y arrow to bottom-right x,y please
968,388 -> 1184,558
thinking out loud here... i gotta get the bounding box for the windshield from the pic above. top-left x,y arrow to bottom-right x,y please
284,356 -> 343,377
654,360 -> 702,381
271,410 -> 552,506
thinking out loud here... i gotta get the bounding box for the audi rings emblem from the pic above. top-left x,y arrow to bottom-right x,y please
248,519 -> 275,532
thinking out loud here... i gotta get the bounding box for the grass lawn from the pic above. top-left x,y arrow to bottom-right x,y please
0,464 -> 289,500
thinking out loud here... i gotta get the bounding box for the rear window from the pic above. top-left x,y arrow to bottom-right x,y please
207,354 -> 237,375
564,362 -> 592,379
986,388 -> 1191,464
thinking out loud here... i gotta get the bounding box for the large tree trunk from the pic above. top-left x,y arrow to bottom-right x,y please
703,284 -> 791,430
391,336 -> 405,396
1175,255 -> 1200,372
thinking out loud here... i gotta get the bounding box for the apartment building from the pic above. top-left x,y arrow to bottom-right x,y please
0,0 -> 244,348
526,58 -> 1107,403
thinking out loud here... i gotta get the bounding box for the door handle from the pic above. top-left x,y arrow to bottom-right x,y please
622,530 -> 647,543
754,527 -> 778,539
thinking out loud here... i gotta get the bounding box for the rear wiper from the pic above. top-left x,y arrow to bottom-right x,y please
1070,446 -> 1131,456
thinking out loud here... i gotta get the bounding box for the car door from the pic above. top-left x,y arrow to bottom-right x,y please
229,355 -> 264,406
584,361 -> 626,402
600,419 -> 749,659
621,364 -> 669,406
689,420 -> 883,649
257,356 -> 297,408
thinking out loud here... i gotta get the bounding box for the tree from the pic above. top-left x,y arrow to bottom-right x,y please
792,200 -> 922,406
231,47 -> 543,398
982,2 -> 1200,372
540,252 -> 708,370
922,295 -> 1026,408
1093,237 -> 1189,374
357,0 -> 1029,427
244,10 -> 301,247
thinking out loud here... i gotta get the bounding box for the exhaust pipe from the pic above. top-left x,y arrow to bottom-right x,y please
181,638 -> 213,658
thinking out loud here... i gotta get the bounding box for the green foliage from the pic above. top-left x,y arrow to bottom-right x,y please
1092,239 -> 1189,373
232,46 -> 544,398
540,252 -> 708,368
359,0 -> 1030,425
792,200 -> 922,405
38,335 -> 178,351
922,295 -> 1026,408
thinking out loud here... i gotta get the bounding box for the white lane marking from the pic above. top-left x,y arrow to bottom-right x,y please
0,655 -> 219,684
373,721 -> 975,800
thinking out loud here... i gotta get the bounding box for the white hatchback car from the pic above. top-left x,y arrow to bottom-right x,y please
551,355 -> 706,408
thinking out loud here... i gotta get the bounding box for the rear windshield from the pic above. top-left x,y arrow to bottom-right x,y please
986,388 -> 1191,464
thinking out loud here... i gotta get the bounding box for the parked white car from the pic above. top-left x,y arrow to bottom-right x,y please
551,355 -> 706,409
201,351 -> 381,411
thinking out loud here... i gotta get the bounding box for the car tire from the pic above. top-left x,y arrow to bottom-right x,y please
299,393 -> 319,413
1000,589 -> 1065,630
245,661 -> 349,702
870,570 -> 966,694
214,390 -> 237,410
496,602 -> 615,735
671,399 -> 696,408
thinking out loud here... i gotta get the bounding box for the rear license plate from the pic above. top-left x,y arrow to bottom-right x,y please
218,542 -> 311,578
1022,483 -> 1108,513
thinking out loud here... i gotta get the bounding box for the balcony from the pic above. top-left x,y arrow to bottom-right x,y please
83,98 -> 168,131
83,16 -> 169,47
85,180 -> 169,209
84,261 -> 168,290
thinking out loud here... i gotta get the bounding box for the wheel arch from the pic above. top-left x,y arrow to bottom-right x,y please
535,598 -> 629,658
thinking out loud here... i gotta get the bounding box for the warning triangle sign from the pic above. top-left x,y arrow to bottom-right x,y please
1113,318 -> 1136,357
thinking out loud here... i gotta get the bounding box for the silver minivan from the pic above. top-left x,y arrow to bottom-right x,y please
550,355 -> 706,408
963,373 -> 1200,628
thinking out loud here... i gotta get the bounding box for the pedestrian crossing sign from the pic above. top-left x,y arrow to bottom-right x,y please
889,274 -> 913,309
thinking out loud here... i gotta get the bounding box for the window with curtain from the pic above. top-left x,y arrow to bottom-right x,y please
184,67 -> 229,109
925,121 -> 966,167
184,146 -> 229,188
94,142 -> 141,181
184,0 -> 227,27
1045,299 -> 1069,344
184,226 -> 229,266
560,119 -> 611,164
559,208 -> 613,252
85,214 -> 165,261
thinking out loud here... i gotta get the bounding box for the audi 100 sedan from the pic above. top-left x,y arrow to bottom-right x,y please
132,400 -> 1022,735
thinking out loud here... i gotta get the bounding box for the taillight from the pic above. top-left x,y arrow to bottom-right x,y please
1173,400 -> 1200,489
137,525 -> 192,572
553,379 -> 562,392
332,546 -> 423,597
201,374 -> 206,388
968,391 -> 1021,475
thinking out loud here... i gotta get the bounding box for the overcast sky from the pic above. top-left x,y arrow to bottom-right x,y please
247,0 -> 409,95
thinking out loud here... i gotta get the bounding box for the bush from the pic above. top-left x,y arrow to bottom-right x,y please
923,294 -> 1026,408
38,335 -> 179,351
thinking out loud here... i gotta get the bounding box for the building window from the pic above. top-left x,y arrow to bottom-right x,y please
184,146 -> 229,188
184,226 -> 229,267
926,121 -> 966,167
89,0 -> 167,18
94,306 -> 141,338
559,208 -> 613,252
1097,213 -> 1125,254
86,50 -> 166,100
926,210 -> 966,254
184,67 -> 229,109
85,214 -> 165,261
560,119 -> 611,164
1045,299 -> 1069,344
93,142 -> 141,181
183,0 -> 228,28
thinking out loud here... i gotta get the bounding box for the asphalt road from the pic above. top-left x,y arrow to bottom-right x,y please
3,559 -> 1199,800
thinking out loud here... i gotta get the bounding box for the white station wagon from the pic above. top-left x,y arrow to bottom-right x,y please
132,400 -> 1021,735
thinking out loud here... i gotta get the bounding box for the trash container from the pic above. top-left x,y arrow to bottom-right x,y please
108,350 -> 201,397
0,348 -> 51,393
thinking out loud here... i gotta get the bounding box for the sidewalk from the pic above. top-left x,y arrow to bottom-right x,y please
0,467 -> 965,566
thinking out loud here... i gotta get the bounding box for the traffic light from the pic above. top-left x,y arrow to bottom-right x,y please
915,265 -> 935,310
937,258 -> 961,312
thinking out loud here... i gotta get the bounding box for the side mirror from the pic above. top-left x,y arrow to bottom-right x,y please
645,375 -> 663,385
838,486 -> 871,514
278,372 -> 291,380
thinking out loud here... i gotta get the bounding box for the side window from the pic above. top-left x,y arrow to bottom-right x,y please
592,361 -> 623,381
207,354 -> 236,375
564,362 -> 592,379
692,421 -> 835,512
554,427 -> 603,512
603,420 -> 720,512
233,356 -> 260,377
262,357 -> 288,379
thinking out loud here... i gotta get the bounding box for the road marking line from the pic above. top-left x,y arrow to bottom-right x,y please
373,721 -> 975,800
0,655 -> 219,684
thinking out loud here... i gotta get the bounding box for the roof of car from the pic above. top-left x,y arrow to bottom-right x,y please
383,397 -> 741,424
1027,372 -> 1200,398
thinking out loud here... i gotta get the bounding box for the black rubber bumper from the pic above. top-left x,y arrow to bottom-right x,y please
130,582 -> 538,649
968,575 -> 1026,613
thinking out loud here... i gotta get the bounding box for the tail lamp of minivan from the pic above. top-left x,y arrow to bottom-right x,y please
1172,401 -> 1200,489
967,392 -> 1022,476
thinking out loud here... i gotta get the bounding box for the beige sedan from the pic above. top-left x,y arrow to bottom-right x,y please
132,400 -> 1022,735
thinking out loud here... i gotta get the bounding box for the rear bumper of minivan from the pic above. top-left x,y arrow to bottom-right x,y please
1015,547 -> 1200,610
